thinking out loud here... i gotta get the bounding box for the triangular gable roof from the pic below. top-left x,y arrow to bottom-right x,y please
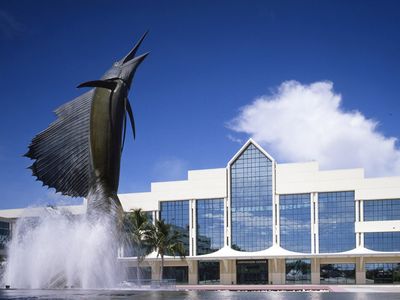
227,138 -> 275,167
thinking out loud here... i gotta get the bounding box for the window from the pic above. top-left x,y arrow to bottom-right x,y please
280,194 -> 311,253
364,200 -> 400,221
163,266 -> 188,284
198,261 -> 220,284
144,211 -> 153,224
365,232 -> 400,252
231,143 -> 273,251
160,201 -> 190,255
126,266 -> 152,281
320,264 -> 355,284
196,199 -> 224,255
366,263 -> 400,284
0,221 -> 10,250
318,191 -> 355,253
236,260 -> 268,284
285,259 -> 311,284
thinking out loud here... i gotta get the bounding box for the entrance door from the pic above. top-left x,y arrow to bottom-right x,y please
236,260 -> 268,284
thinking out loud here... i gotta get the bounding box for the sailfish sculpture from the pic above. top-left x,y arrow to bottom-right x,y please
25,33 -> 148,217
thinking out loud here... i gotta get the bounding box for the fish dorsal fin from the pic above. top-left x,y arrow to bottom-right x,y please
77,80 -> 118,90
25,90 -> 93,197
121,109 -> 127,153
121,98 -> 135,153
126,98 -> 136,140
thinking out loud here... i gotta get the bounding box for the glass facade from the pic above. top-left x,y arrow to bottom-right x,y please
231,143 -> 273,252
144,211 -> 154,224
280,194 -> 311,253
123,210 -> 154,257
198,261 -> 220,284
318,191 -> 355,253
364,200 -> 400,221
236,260 -> 268,284
320,264 -> 355,284
196,199 -> 224,255
364,232 -> 400,252
366,263 -> 400,284
285,259 -> 311,284
160,201 -> 190,255
163,266 -> 188,284
0,221 -> 10,250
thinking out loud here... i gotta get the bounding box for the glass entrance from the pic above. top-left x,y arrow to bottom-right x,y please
198,261 -> 220,284
236,260 -> 268,284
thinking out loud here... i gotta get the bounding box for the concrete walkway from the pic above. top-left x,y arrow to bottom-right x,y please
176,284 -> 400,293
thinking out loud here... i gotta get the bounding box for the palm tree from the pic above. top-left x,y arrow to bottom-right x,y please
124,208 -> 153,284
148,219 -> 186,281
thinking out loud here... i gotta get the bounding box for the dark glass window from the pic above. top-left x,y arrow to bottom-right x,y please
320,264 -> 355,284
285,259 -> 311,284
144,211 -> 153,223
280,194 -> 311,253
365,232 -> 400,252
160,201 -> 190,255
126,266 -> 152,281
366,263 -> 400,284
231,143 -> 273,252
364,200 -> 400,221
236,260 -> 268,284
0,221 -> 10,250
123,211 -> 154,257
196,199 -> 224,255
198,261 -> 220,284
318,191 -> 355,253
163,266 -> 188,284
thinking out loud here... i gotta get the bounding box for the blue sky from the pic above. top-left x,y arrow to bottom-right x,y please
0,0 -> 399,209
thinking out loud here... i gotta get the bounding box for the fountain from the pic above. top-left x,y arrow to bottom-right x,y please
4,206 -> 121,288
2,33 -> 149,289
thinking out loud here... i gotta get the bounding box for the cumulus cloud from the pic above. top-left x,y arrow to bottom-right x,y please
228,80 -> 400,177
227,134 -> 243,144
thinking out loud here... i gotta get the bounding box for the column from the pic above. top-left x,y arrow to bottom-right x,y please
226,167 -> 232,247
360,200 -> 365,247
313,193 -> 319,253
189,199 -> 196,256
274,195 -> 280,246
311,257 -> 320,284
188,260 -> 198,284
151,261 -> 161,281
356,257 -> 366,284
220,260 -> 236,285
269,258 -> 285,284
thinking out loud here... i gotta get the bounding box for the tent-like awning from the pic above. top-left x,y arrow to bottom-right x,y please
189,244 -> 305,261
118,246 -> 400,262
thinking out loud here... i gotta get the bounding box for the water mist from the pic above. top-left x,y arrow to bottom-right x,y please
3,203 -> 124,289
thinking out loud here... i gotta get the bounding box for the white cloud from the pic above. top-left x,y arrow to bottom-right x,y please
227,134 -> 243,144
228,80 -> 400,177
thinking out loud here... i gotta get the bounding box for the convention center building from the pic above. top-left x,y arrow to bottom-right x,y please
1,139 -> 400,285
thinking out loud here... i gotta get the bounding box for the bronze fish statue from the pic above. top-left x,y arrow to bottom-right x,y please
25,33 -> 149,217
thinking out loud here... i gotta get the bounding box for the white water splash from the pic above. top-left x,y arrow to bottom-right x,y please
3,206 -> 123,289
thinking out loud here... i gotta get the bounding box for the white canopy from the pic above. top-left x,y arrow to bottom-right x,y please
119,246 -> 400,262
